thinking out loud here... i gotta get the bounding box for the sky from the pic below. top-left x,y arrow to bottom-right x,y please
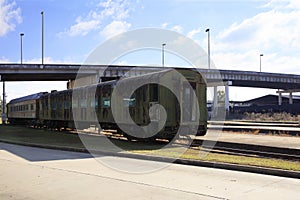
1,0 -> 300,102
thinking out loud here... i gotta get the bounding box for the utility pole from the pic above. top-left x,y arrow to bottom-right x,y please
206,28 -> 211,70
162,43 -> 166,67
41,11 -> 44,65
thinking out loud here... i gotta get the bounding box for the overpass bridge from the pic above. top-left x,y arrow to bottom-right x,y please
1,63 -> 300,121
1,63 -> 300,89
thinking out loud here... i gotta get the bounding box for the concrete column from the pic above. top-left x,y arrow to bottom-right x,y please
278,92 -> 282,106
213,86 -> 218,115
2,81 -> 6,124
225,83 -> 230,112
289,92 -> 293,104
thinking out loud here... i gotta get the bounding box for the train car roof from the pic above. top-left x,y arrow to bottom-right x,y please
8,92 -> 48,104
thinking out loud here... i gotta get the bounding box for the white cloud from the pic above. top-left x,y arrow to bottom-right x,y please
20,56 -> 79,65
161,23 -> 183,33
210,0 -> 300,74
0,0 -> 22,36
59,18 -> 100,37
187,27 -> 201,39
101,20 -> 131,39
58,0 -> 132,37
0,56 -> 9,63
217,10 -> 300,52
98,0 -> 130,20
171,25 -> 183,33
161,22 -> 169,29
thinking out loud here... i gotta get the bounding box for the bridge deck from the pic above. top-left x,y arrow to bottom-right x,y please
1,63 -> 300,89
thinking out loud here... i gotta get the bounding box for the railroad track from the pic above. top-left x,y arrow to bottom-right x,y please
23,125 -> 300,162
196,143 -> 300,161
77,128 -> 300,162
189,138 -> 300,161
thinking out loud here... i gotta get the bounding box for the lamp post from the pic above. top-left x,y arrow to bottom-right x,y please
20,33 -> 24,64
260,54 -> 263,72
162,43 -> 166,67
41,11 -> 44,65
206,28 -> 211,70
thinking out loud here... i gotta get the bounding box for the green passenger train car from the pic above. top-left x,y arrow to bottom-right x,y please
10,68 -> 207,141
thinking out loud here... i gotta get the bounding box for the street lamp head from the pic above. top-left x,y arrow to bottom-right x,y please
206,28 -> 210,32
260,54 -> 264,57
162,43 -> 166,46
20,33 -> 24,36
41,11 -> 44,15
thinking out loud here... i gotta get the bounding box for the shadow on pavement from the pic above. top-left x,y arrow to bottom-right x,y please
0,142 -> 94,162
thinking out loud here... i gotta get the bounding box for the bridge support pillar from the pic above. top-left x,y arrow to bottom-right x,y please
278,92 -> 282,106
225,81 -> 231,112
289,92 -> 293,104
213,86 -> 218,116
2,81 -> 6,124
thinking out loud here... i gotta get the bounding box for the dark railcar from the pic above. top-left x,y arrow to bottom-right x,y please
9,68 -> 207,141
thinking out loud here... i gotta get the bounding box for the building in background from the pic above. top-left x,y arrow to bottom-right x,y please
230,95 -> 300,114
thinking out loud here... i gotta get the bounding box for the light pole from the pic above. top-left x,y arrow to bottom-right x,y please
162,43 -> 166,67
260,54 -> 263,72
41,11 -> 44,65
20,33 -> 24,64
206,28 -> 211,70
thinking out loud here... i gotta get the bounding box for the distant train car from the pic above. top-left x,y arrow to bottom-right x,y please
7,92 -> 47,125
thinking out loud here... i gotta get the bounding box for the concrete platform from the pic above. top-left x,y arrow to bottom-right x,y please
1,142 -> 299,200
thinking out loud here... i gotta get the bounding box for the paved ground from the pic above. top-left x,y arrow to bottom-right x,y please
0,142 -> 299,200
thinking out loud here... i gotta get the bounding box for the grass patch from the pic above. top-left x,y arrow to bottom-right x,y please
243,112 -> 299,122
0,125 -> 299,171
132,148 -> 300,171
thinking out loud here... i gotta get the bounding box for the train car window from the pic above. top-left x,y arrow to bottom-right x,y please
72,100 -> 78,108
150,84 -> 158,102
123,98 -> 136,107
31,104 -> 34,110
90,98 -> 98,108
51,101 -> 57,110
143,86 -> 147,101
90,99 -> 94,108
183,86 -> 191,122
80,99 -> 87,108
95,98 -> 98,107
64,101 -> 70,109
182,82 -> 197,122
58,101 -> 63,109
102,97 -> 110,108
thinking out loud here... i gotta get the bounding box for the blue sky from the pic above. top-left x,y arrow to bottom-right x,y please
1,0 -> 300,101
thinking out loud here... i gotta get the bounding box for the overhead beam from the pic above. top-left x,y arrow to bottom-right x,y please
1,64 -> 300,90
